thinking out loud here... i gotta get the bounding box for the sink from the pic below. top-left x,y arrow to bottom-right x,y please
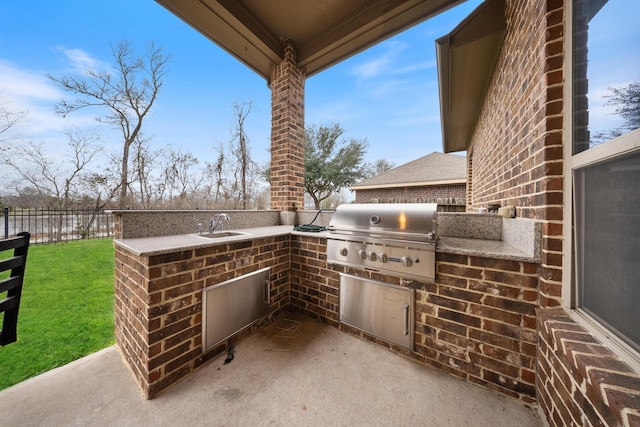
196,231 -> 249,239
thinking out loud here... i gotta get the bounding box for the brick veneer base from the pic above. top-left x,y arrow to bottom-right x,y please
115,233 -> 640,425
537,308 -> 640,427
114,235 -> 290,398
290,235 -> 539,403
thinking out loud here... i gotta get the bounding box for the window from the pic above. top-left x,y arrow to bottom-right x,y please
571,0 -> 640,355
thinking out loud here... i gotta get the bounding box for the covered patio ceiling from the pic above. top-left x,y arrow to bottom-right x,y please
155,0 -> 465,82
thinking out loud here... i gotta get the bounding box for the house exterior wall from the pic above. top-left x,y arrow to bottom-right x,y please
354,184 -> 466,211
468,0 -> 564,311
466,0 -> 640,424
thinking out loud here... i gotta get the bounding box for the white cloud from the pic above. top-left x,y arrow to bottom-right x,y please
56,46 -> 109,75
307,100 -> 363,123
350,40 -> 409,79
0,60 -> 59,102
349,41 -> 435,84
395,60 -> 437,75
0,60 -> 95,139
351,56 -> 390,79
588,81 -> 632,132
0,60 -> 66,137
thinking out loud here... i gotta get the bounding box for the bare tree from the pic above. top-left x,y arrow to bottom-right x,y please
158,146 -> 201,208
605,81 -> 640,131
130,136 -> 159,208
0,95 -> 27,143
78,169 -> 121,238
3,129 -> 102,207
591,81 -> 640,146
174,150 -> 201,207
365,159 -> 395,178
1,129 -> 103,240
50,40 -> 170,208
230,101 -> 254,209
206,142 -> 230,207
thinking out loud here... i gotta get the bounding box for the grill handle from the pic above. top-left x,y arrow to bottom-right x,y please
328,228 -> 437,243
263,279 -> 270,304
403,303 -> 410,336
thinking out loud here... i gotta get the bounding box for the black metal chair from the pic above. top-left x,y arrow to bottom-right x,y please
0,232 -> 30,346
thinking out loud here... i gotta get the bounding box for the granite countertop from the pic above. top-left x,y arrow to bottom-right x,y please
115,225 -> 296,256
437,236 -> 536,263
115,225 -> 537,263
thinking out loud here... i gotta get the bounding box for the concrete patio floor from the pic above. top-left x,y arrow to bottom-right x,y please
0,313 -> 542,426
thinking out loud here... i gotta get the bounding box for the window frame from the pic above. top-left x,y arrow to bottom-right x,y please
563,0 -> 640,372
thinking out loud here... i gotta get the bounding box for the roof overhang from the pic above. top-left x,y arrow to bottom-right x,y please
155,0 -> 464,82
436,0 -> 505,153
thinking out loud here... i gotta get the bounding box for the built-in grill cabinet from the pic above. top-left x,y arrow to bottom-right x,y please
327,203 -> 438,351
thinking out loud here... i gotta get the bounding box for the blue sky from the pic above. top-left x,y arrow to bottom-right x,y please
0,0 -> 486,177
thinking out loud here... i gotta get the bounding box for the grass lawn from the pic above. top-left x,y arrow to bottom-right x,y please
0,238 -> 115,391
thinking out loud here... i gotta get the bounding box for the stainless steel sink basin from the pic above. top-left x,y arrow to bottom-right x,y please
196,231 -> 249,239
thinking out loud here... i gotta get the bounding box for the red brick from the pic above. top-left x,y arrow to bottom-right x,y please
484,270 -> 538,289
469,329 -> 520,353
427,294 -> 468,311
469,257 -> 521,272
483,295 -> 536,315
470,304 -> 521,325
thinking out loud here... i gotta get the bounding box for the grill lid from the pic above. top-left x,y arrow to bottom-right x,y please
328,203 -> 437,242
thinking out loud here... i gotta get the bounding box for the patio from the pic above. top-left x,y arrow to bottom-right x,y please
0,313 -> 540,426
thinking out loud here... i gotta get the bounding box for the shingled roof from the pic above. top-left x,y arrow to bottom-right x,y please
351,152 -> 466,190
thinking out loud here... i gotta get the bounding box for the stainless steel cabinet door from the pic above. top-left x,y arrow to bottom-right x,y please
202,267 -> 270,352
339,273 -> 414,350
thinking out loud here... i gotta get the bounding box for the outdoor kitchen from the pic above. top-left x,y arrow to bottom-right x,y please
111,0 -> 640,425
112,206 -> 541,402
1,0 -> 638,425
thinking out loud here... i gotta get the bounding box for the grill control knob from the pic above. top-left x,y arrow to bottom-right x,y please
358,249 -> 367,260
378,253 -> 388,263
339,247 -> 349,257
368,251 -> 377,261
401,256 -> 413,267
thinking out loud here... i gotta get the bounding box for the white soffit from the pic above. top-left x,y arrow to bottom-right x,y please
155,0 -> 464,82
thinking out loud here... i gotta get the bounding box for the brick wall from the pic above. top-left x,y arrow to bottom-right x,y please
537,309 -> 640,426
469,0 -> 563,216
419,252 -> 539,403
269,40 -> 305,212
355,185 -> 466,211
466,0 -> 640,424
468,0 -> 564,309
290,235 -> 540,403
114,235 -> 290,398
289,235 -> 340,325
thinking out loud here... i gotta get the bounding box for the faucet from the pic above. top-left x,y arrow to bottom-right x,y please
209,213 -> 230,233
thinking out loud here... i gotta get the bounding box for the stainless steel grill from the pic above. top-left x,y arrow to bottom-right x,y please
326,203 -> 437,282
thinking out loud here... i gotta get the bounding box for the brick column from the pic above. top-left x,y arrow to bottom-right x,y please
270,40 -> 305,218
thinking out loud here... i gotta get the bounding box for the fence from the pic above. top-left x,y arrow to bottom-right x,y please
2,208 -> 114,244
